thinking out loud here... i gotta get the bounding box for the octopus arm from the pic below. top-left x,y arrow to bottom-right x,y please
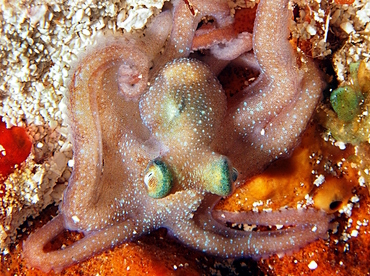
22,214 -> 140,273
59,8 -> 173,231
193,32 -> 253,75
140,10 -> 173,64
171,196 -> 332,258
210,32 -> 253,61
212,209 -> 333,228
213,0 -> 326,183
192,24 -> 237,51
190,0 -> 238,52
157,0 -> 234,69
172,216 -> 330,259
256,59 -> 325,157
159,0 -> 199,63
63,43 -> 150,231
23,190 -> 203,273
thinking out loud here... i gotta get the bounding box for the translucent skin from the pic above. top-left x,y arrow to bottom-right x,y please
212,0 -> 326,184
23,0 -> 329,273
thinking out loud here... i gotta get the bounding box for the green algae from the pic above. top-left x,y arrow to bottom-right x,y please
318,60 -> 370,192
330,85 -> 363,122
330,62 -> 365,122
321,60 -> 370,145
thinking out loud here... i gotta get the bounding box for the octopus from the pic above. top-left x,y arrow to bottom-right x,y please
23,0 -> 330,273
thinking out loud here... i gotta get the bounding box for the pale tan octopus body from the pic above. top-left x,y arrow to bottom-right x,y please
23,0 -> 329,272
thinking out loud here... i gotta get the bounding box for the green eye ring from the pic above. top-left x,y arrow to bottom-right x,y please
202,156 -> 236,197
144,159 -> 173,198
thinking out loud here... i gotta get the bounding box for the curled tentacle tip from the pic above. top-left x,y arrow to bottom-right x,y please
144,159 -> 173,198
117,63 -> 147,101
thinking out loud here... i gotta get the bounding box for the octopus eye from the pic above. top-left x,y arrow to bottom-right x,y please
232,167 -> 238,182
144,159 -> 173,198
203,156 -> 234,197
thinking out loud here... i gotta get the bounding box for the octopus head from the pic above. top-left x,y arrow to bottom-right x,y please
140,58 -> 236,197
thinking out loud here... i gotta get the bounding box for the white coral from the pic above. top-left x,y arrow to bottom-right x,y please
356,3 -> 370,25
